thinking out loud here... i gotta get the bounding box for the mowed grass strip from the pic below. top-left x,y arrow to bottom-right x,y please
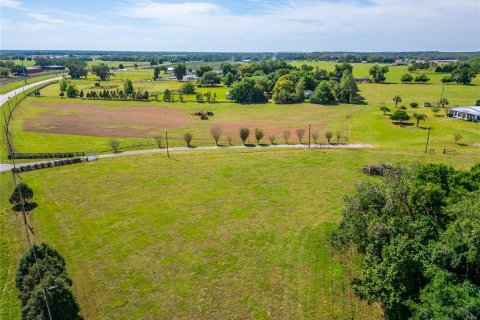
1,149 -> 479,319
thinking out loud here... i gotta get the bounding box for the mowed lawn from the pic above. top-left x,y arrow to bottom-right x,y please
1,148 -> 478,319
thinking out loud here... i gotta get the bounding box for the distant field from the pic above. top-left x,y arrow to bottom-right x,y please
289,60 -> 480,86
2,148 -> 478,319
7,77 -> 480,155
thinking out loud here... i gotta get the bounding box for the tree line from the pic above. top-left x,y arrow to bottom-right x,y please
331,162 -> 480,319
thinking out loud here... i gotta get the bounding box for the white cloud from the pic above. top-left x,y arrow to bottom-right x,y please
0,0 -> 22,9
2,0 -> 479,51
28,13 -> 63,24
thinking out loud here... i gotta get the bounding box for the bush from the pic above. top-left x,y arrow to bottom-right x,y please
210,126 -> 222,145
254,128 -> 264,144
414,74 -> 430,83
239,127 -> 250,144
110,139 -> 120,152
180,82 -> 196,95
296,128 -> 306,144
283,130 -> 291,144
184,132 -> 193,147
325,131 -> 333,144
390,109 -> 411,124
410,102 -> 419,108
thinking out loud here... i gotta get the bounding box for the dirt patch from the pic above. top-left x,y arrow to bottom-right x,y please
24,102 -> 194,138
219,121 -> 326,142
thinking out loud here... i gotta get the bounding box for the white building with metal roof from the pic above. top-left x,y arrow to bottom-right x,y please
450,106 -> 480,122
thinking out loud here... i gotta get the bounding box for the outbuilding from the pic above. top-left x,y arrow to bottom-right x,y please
450,106 -> 480,122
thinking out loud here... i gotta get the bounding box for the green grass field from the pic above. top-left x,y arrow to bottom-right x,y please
1,60 -> 480,319
7,78 -> 480,156
0,74 -> 64,95
289,60 -> 480,86
2,148 -> 478,319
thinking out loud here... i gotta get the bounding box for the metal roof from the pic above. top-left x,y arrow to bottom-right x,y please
451,106 -> 480,116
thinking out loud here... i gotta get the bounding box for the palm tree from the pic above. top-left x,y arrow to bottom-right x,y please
412,113 -> 427,127
393,96 -> 402,108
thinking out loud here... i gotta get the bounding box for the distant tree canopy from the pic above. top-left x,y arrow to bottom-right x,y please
369,65 -> 389,83
180,82 -> 196,94
65,60 -> 87,78
230,78 -> 267,104
451,63 -> 477,85
196,65 -> 212,77
331,163 -> 480,319
92,63 -> 113,81
173,64 -> 187,80
310,80 -> 336,105
198,71 -> 221,86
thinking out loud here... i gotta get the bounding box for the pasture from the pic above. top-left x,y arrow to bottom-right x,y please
7,76 -> 480,156
1,60 -> 480,319
2,148 -> 479,319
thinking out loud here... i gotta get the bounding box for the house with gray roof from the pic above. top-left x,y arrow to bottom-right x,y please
450,106 -> 480,122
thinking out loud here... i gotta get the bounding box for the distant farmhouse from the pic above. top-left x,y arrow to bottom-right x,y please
450,106 -> 480,122
391,59 -> 408,66
26,65 -> 65,75
433,59 -> 458,65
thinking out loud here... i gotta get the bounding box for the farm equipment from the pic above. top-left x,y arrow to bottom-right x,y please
191,110 -> 214,120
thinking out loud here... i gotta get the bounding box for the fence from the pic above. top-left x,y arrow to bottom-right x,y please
8,152 -> 88,160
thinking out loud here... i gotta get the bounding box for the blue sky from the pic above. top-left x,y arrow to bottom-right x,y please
1,0 -> 479,51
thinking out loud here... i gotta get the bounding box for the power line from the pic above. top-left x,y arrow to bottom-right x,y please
4,120 -> 54,320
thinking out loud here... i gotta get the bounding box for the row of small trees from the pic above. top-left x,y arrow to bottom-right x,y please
109,126 -> 343,151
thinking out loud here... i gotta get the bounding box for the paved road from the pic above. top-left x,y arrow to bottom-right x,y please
0,144 -> 373,172
0,77 -> 63,106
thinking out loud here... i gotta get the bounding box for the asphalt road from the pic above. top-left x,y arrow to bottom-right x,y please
0,77 -> 63,106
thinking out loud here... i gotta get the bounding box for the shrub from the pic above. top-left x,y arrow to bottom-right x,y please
210,126 -> 222,146
453,133 -> 462,144
380,106 -> 390,114
239,127 -> 250,144
325,131 -> 333,144
283,130 -> 291,144
268,135 -> 276,144
254,128 -> 264,144
184,132 -> 193,147
414,73 -> 430,83
296,128 -> 306,144
153,135 -> 163,148
110,139 -> 120,152
312,131 -> 320,144
390,109 -> 411,124
180,82 -> 196,95
410,102 -> 419,108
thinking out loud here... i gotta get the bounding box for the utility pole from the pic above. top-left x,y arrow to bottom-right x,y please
165,131 -> 170,159
424,127 -> 432,153
308,124 -> 311,149
21,59 -> 27,84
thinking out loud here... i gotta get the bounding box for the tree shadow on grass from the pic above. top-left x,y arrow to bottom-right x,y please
244,143 -> 256,148
12,202 -> 38,212
259,143 -> 270,147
